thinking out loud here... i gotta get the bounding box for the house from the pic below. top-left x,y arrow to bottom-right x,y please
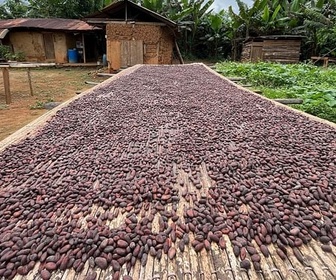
0,18 -> 103,63
86,0 -> 178,71
241,35 -> 303,63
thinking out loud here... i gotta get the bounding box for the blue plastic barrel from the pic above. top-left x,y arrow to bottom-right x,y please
103,54 -> 107,66
68,49 -> 78,63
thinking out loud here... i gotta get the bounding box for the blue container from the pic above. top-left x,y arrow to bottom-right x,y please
103,54 -> 107,66
68,49 -> 78,63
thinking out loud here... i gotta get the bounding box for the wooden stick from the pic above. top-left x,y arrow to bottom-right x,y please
97,73 -> 115,77
27,68 -> 34,96
175,40 -> 184,65
273,98 -> 303,104
82,33 -> 87,64
85,81 -> 100,85
228,77 -> 246,82
2,68 -> 11,104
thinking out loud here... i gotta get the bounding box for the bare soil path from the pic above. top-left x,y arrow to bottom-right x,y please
0,67 -> 105,141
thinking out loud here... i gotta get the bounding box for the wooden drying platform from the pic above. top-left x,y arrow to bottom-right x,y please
0,64 -> 336,280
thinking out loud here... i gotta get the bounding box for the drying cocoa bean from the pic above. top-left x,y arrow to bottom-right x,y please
95,257 -> 107,269
240,259 -> 251,270
40,269 -> 51,280
85,271 -> 97,280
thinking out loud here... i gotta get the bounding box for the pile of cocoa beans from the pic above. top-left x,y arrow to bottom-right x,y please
0,65 -> 335,279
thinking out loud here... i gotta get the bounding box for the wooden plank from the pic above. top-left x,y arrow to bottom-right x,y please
27,68 -> 34,96
121,40 -> 129,68
97,73 -> 115,77
43,33 -> 56,60
299,243 -> 334,279
228,77 -> 246,82
130,40 -> 143,66
273,99 -> 303,104
251,45 -> 263,62
85,81 -> 100,85
120,40 -> 144,67
82,33 -> 87,64
3,67 -> 11,104
174,39 -> 184,64
109,40 -> 121,71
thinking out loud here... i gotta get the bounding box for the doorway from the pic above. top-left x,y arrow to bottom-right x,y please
43,33 -> 55,60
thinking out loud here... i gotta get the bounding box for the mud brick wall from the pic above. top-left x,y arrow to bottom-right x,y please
241,43 -> 252,62
106,23 -> 174,65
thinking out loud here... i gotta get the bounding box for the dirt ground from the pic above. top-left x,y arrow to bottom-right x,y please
0,67 -> 106,141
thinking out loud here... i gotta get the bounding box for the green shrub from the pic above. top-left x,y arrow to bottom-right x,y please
0,45 -> 26,61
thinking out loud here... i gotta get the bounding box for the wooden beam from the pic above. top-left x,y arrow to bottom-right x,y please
82,33 -> 87,64
86,20 -> 167,26
27,68 -> 34,96
174,40 -> 184,65
273,98 -> 303,104
85,81 -> 100,85
228,77 -> 246,82
2,68 -> 11,104
97,73 -> 115,77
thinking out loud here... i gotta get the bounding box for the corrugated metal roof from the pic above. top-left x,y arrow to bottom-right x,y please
0,18 -> 100,31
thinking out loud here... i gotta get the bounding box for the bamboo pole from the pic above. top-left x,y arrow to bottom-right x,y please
27,68 -> 34,96
2,68 -> 11,104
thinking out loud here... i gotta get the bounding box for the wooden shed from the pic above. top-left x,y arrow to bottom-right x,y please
86,0 -> 178,71
241,35 -> 303,63
0,18 -> 103,64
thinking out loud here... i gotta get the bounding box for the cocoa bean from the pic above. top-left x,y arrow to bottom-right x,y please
240,259 -> 251,270
95,257 -> 107,269
40,269 -> 51,280
111,260 -> 120,271
85,271 -> 97,280
168,247 -> 176,260
321,245 -> 333,253
260,245 -> 269,258
45,262 -> 57,271
276,249 -> 286,260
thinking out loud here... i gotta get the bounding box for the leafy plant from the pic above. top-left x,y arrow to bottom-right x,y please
0,45 -> 12,60
216,61 -> 336,123
0,45 -> 26,61
30,98 -> 54,110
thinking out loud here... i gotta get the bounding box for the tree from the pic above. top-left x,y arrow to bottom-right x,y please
228,0 -> 267,39
134,0 -> 214,55
0,0 -> 28,19
27,0 -> 103,18
198,10 -> 231,58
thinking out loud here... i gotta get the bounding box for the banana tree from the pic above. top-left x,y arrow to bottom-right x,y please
229,0 -> 269,39
135,0 -> 214,55
199,10 -> 230,58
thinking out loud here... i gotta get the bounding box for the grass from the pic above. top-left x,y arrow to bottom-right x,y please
215,61 -> 336,123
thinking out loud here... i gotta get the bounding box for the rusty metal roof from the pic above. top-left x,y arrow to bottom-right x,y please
87,0 -> 177,28
0,18 -> 100,31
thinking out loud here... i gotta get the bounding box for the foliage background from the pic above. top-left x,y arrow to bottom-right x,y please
1,0 -> 336,60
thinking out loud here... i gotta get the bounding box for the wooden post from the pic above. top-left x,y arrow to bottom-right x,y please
27,68 -> 34,96
82,33 -> 87,64
2,68 -> 11,104
174,40 -> 184,64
